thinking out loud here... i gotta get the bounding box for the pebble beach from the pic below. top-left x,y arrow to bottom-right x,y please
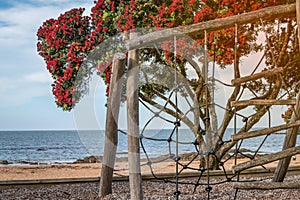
1,175 -> 300,199
1,154 -> 300,200
1,156 -> 300,200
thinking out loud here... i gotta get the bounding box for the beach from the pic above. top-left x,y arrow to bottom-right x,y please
1,175 -> 300,199
1,154 -> 300,199
1,153 -> 300,180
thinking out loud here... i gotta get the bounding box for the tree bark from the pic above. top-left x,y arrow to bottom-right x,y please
99,53 -> 126,197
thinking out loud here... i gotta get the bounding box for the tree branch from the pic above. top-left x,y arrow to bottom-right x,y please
139,93 -> 194,130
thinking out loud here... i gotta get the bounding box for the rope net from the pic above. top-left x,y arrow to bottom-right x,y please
116,18 -> 300,199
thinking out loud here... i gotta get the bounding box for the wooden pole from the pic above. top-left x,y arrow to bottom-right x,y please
126,32 -> 143,200
230,99 -> 296,107
231,120 -> 300,141
126,4 -> 296,50
273,92 -> 300,181
233,182 -> 300,190
99,53 -> 126,197
233,145 -> 300,174
231,68 -> 283,86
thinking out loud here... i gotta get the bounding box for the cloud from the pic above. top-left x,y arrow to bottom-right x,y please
0,71 -> 53,106
0,1 -> 93,108
0,1 -> 93,47
0,79 -> 51,107
24,72 -> 52,83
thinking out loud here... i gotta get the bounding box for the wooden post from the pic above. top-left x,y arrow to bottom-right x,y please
230,68 -> 283,86
99,53 -> 126,197
233,145 -> 300,174
231,120 -> 300,141
273,93 -> 300,181
126,32 -> 143,200
230,99 -> 296,107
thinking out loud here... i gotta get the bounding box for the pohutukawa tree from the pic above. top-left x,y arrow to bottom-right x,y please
37,0 -> 299,171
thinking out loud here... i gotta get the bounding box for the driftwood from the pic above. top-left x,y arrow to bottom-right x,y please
126,32 -> 143,200
231,120 -> 300,141
230,99 -> 296,107
233,182 -> 300,190
127,4 -> 296,50
232,146 -> 300,174
99,53 -> 126,197
231,68 -> 283,86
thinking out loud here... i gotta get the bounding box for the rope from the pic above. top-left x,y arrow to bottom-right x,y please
116,21 -> 296,199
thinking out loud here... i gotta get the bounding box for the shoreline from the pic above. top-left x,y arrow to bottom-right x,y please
1,153 -> 300,181
0,147 -> 284,166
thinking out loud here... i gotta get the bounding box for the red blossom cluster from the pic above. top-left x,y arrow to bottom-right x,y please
37,8 -> 90,110
194,0 -> 281,22
37,0 -> 293,111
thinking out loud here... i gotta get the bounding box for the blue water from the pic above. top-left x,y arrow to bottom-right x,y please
0,130 -> 89,165
0,129 -> 299,165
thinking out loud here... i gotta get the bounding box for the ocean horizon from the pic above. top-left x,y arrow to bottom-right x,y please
0,128 -> 299,166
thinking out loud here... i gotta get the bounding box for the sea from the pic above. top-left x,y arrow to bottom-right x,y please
0,129 -> 299,165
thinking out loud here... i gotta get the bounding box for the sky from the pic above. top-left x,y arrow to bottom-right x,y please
0,0 -> 98,130
0,0 -> 286,131
0,0 -> 186,131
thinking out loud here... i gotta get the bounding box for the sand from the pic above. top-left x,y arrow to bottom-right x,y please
1,155 -> 300,199
1,154 -> 300,181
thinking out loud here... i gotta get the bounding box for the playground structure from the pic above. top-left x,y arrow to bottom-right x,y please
100,2 -> 300,200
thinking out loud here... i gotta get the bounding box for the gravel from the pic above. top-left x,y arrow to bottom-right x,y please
1,175 -> 300,199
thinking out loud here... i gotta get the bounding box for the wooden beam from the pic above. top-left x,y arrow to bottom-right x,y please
126,32 -> 143,200
231,120 -> 300,141
232,146 -> 300,174
99,53 -> 126,197
126,4 -> 296,50
231,67 -> 283,86
230,99 -> 296,107
233,182 -> 300,190
273,92 -> 300,182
